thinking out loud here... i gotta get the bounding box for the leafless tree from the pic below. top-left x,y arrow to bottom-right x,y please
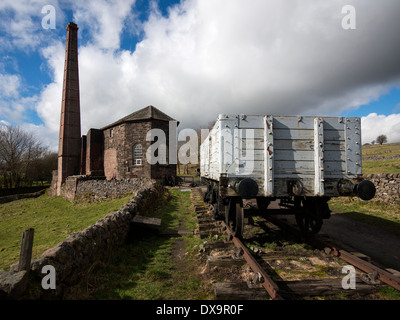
376,134 -> 388,145
0,124 -> 52,188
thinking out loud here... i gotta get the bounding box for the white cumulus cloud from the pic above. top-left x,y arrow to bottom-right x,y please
3,0 -> 400,150
361,113 -> 400,144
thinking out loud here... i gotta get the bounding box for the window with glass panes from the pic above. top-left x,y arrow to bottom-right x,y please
133,144 -> 143,165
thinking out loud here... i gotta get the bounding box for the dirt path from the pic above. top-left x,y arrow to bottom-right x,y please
171,216 -> 188,272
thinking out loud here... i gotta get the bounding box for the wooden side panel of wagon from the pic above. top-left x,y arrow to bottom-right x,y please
200,114 -> 363,198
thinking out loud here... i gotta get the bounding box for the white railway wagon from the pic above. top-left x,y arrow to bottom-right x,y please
200,114 -> 376,237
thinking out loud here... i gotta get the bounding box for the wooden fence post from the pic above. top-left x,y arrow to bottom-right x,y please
18,228 -> 34,272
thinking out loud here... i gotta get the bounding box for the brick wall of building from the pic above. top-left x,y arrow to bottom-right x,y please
89,119 -> 177,182
85,129 -> 104,176
123,121 -> 152,179
101,120 -> 177,181
150,119 -> 177,180
103,123 -> 125,180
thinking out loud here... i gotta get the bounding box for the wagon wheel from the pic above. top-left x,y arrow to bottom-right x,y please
203,184 -> 212,203
210,187 -> 223,220
294,198 -> 323,236
224,198 -> 233,225
232,202 -> 244,238
210,187 -> 218,205
225,198 -> 244,238
213,196 -> 225,221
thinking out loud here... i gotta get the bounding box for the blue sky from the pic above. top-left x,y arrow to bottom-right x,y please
1,0 -> 400,151
1,0 -> 180,121
339,87 -> 400,118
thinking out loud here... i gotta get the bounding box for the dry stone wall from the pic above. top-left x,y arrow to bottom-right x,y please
75,177 -> 156,202
363,174 -> 400,205
59,175 -> 156,202
0,189 -> 46,205
0,178 -> 164,299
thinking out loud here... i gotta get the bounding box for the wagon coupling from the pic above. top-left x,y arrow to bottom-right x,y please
355,180 -> 376,201
337,179 -> 376,201
233,178 -> 259,199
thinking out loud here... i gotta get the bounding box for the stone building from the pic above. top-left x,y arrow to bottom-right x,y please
82,105 -> 178,181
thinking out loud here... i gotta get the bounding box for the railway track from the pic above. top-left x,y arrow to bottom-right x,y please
190,187 -> 400,300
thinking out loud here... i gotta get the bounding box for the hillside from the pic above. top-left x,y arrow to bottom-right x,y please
362,142 -> 400,174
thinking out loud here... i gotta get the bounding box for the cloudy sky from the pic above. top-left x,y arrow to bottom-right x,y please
1,0 -> 400,151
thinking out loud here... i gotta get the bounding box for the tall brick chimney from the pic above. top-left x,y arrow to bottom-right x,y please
57,22 -> 81,195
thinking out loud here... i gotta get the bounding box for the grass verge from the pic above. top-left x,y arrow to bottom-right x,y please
362,159 -> 400,174
0,194 -> 132,271
362,142 -> 400,174
87,188 -> 210,300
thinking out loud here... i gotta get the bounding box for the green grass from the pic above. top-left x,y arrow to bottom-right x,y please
88,188 -> 210,300
378,286 -> 400,300
362,142 -> 400,174
140,188 -> 184,231
91,236 -> 206,300
0,194 -> 132,271
362,159 -> 400,174
362,142 -> 400,158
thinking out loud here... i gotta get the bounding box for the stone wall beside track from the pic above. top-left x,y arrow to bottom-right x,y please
363,173 -> 400,205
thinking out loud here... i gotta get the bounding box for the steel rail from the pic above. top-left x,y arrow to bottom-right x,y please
318,240 -> 400,291
196,188 -> 400,296
221,221 -> 283,300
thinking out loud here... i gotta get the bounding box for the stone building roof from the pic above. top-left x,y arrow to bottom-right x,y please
101,105 -> 178,130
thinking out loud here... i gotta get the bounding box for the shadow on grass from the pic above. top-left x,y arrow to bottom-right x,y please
87,234 -> 176,300
85,189 -> 193,300
335,210 -> 400,239
329,197 -> 400,238
138,190 -> 181,231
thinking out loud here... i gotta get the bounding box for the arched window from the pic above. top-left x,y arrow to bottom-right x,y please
133,144 -> 143,165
